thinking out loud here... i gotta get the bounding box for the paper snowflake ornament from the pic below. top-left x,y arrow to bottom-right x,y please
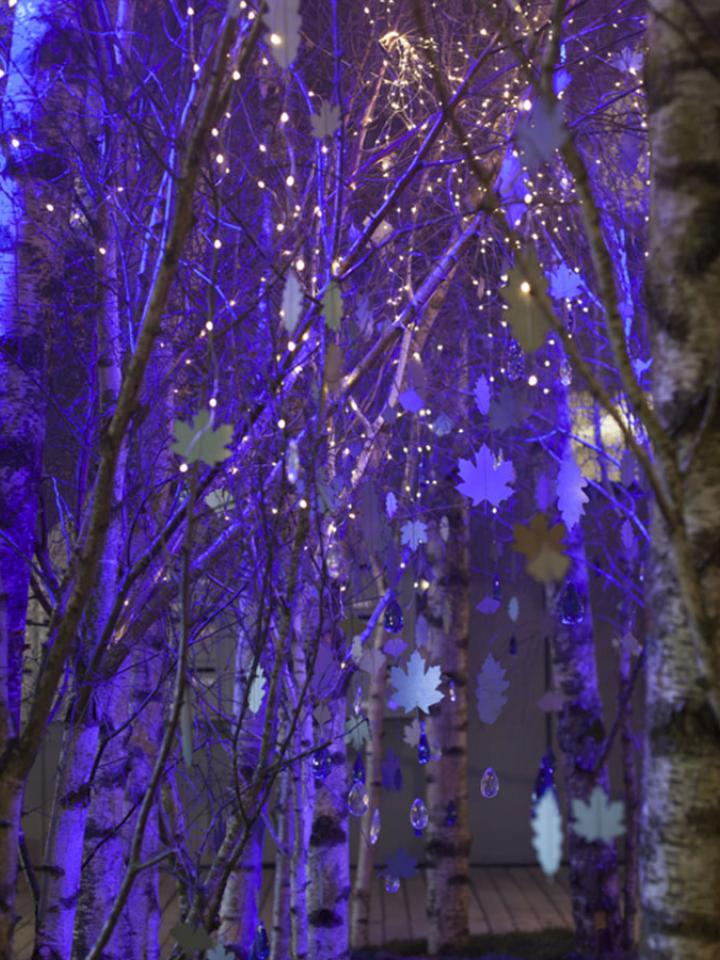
345,715 -> 371,750
389,650 -> 443,714
385,848 -> 417,878
456,445 -> 515,507
476,596 -> 501,615
398,388 -> 424,414
403,716 -> 421,748
548,262 -> 583,301
323,281 -> 343,330
513,513 -> 569,583
384,635 -> 407,659
432,412 -> 454,436
207,945 -> 234,960
172,410 -> 233,466
264,0 -> 302,70
532,790 -> 563,876
282,270 -> 302,333
401,519 -> 428,551
359,647 -> 387,676
557,450 -> 588,528
311,100 -> 341,139
474,374 -> 491,414
381,748 -> 403,791
515,96 -> 567,172
500,253 -> 551,354
537,689 -> 565,713
572,787 -> 625,843
475,654 -> 509,725
248,667 -> 267,714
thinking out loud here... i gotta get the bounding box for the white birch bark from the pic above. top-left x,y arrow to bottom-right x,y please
307,696 -> 350,960
349,620 -> 386,950
271,768 -> 293,960
0,3 -> 70,949
424,499 -> 471,954
642,3 -> 720,952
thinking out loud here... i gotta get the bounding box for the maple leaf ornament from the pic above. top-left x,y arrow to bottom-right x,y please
513,513 -> 569,583
456,445 -> 515,507
500,253 -> 552,354
388,650 -> 443,714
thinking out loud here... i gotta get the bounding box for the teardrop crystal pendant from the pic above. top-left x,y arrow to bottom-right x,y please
417,721 -> 430,765
448,679 -> 457,702
492,573 -> 502,601
369,807 -> 381,845
250,920 -> 270,960
384,873 -> 400,893
353,684 -> 363,716
480,767 -> 500,799
445,800 -> 458,826
409,797 -> 429,835
533,747 -> 556,803
384,597 -> 404,633
347,780 -> 369,817
312,747 -> 330,781
353,751 -> 366,784
509,634 -> 518,656
559,581 -> 584,625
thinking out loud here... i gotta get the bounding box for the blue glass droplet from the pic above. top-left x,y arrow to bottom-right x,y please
559,582 -> 584,625
445,800 -> 458,826
417,721 -> 430,765
312,747 -> 330,781
369,807 -> 381,845
492,573 -> 502,601
533,748 -> 556,803
384,597 -> 404,633
250,920 -> 269,960
353,751 -> 366,783
384,873 -> 400,893
409,797 -> 429,835
347,780 -> 369,817
480,767 -> 500,799
509,634 -> 518,656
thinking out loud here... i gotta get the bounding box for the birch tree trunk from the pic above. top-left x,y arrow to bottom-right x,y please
219,629 -> 267,953
308,694 -> 350,960
424,497 -> 471,954
641,3 -> 720,954
349,619 -> 386,950
271,769 -> 293,960
118,637 -> 164,960
289,623 -> 314,960
549,521 -> 622,954
0,3 -> 72,953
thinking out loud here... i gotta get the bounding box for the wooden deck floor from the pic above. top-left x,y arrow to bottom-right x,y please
14,866 -> 573,956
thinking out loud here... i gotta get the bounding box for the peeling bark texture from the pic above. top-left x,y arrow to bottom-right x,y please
549,521 -> 622,955
308,701 -> 350,960
271,768 -> 293,960
424,495 -> 471,955
0,3 -> 71,951
119,641 -> 164,960
619,643 -> 639,952
349,620 -> 386,950
0,776 -> 24,960
642,0 -> 720,957
219,628 -> 267,953
289,636 -> 314,960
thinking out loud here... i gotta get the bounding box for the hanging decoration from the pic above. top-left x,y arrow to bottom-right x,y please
558,581 -> 585,625
384,596 -> 404,633
409,798 -> 429,836
475,654 -> 510,725
480,767 -> 500,799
